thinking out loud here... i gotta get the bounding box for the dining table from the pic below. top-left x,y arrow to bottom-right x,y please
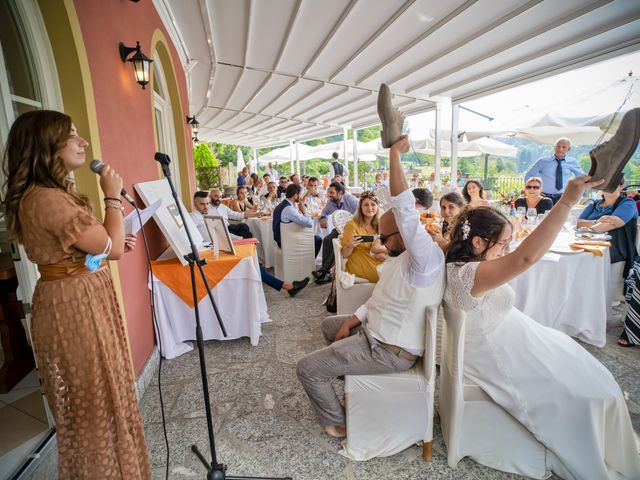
149,244 -> 270,359
508,231 -> 611,347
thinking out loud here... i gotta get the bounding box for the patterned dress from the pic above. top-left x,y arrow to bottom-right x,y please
19,187 -> 151,479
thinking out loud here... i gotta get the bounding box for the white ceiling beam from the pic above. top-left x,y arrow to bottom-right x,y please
306,91 -> 373,122
355,0 -> 480,85
273,82 -> 325,117
328,0 -> 417,82
195,0 -> 218,118
406,0 -> 614,94
273,0 -> 303,70
300,0 -> 359,77
385,0 -> 544,87
293,85 -> 350,118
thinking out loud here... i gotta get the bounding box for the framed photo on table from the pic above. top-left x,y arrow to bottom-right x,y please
203,215 -> 236,255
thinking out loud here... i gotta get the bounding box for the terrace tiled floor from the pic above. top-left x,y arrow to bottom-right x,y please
26,280 -> 640,479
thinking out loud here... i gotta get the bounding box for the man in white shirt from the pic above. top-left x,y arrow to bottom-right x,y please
301,176 -> 323,212
208,188 -> 257,238
296,135 -> 445,438
189,191 -> 213,242
265,162 -> 279,181
329,151 -> 347,183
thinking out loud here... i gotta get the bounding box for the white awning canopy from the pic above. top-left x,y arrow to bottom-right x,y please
158,0 -> 640,148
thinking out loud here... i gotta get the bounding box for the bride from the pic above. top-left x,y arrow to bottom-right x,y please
443,174 -> 640,479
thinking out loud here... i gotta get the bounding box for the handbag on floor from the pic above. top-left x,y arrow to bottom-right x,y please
325,275 -> 338,313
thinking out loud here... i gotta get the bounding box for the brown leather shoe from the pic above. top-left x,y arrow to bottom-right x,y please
588,108 -> 640,192
377,83 -> 406,148
324,425 -> 346,438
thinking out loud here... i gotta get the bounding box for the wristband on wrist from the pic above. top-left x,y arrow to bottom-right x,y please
104,197 -> 122,202
105,204 -> 124,214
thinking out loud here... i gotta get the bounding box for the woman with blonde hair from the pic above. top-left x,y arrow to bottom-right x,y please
340,191 -> 388,282
2,110 -> 150,479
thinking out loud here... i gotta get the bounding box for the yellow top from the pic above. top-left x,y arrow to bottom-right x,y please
340,220 -> 382,283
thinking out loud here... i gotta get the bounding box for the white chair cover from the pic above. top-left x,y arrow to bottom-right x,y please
332,238 -> 375,315
273,222 -> 316,282
439,303 -> 549,478
341,306 -> 438,461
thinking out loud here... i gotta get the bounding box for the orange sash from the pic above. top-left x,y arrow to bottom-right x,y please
151,244 -> 256,307
38,259 -> 105,280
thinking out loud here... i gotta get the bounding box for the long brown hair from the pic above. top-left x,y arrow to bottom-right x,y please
2,110 -> 92,241
352,191 -> 381,230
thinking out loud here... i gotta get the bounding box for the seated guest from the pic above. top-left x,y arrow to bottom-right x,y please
230,186 -> 259,213
445,176 -> 640,479
272,184 -> 322,256
262,173 -> 272,186
255,177 -> 267,197
277,176 -> 289,198
312,182 -> 359,284
301,176 -> 323,211
237,166 -> 248,186
290,173 -> 302,186
578,178 -> 638,326
412,188 -> 433,211
462,179 -> 489,207
341,191 -> 388,282
246,173 -> 259,196
209,188 -> 257,239
332,174 -> 345,186
515,177 -> 553,217
190,191 -> 214,241
429,191 -> 465,249
297,136 -> 445,438
371,172 -> 387,190
262,181 -> 279,209
192,192 -> 309,297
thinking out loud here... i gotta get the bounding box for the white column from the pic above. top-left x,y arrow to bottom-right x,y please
434,103 -> 442,187
289,139 -> 294,174
352,129 -> 359,188
343,126 -> 349,185
295,142 -> 300,175
253,147 -> 258,173
450,104 -> 459,190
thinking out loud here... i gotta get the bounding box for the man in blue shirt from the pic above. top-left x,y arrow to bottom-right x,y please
313,182 -> 359,284
272,184 -> 322,256
525,137 -> 584,205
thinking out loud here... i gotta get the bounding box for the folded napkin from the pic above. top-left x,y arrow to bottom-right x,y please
569,243 -> 608,256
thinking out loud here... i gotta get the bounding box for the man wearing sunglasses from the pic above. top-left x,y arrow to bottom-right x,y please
297,134 -> 445,439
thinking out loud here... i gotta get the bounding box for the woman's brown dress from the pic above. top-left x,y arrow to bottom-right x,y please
19,187 -> 151,479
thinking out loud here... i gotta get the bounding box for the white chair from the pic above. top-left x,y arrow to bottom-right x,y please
273,222 -> 316,282
332,238 -> 375,314
439,303 -> 550,478
331,210 -> 353,235
341,306 -> 438,461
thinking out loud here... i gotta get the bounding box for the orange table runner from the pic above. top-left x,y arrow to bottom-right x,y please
151,244 -> 256,307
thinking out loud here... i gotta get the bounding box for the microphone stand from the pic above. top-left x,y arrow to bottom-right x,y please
154,153 -> 291,480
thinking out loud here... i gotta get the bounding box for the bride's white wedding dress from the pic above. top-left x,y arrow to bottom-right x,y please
445,262 -> 640,479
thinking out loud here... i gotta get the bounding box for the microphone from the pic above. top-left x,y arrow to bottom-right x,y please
89,159 -> 135,205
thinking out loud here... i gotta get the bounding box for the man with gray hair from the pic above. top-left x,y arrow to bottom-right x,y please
525,137 -> 584,205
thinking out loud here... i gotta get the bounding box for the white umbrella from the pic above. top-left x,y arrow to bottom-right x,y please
236,147 -> 246,171
258,145 -> 292,165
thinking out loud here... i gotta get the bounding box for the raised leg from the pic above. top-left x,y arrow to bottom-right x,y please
422,440 -> 432,462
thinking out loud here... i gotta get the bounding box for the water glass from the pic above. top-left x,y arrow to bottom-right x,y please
526,208 -> 537,220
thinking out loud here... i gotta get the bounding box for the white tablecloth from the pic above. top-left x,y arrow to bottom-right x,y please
151,251 -> 271,359
508,234 -> 610,347
247,217 -> 275,268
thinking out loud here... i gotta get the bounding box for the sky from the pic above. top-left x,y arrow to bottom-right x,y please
406,50 -> 640,138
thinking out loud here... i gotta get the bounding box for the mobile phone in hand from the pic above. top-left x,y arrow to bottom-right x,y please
358,235 -> 375,242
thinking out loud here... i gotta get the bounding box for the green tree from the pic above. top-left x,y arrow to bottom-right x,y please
193,143 -> 219,190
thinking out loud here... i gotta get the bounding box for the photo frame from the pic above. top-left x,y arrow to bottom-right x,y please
203,215 -> 236,255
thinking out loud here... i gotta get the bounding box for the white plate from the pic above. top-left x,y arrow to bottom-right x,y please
548,245 -> 582,254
